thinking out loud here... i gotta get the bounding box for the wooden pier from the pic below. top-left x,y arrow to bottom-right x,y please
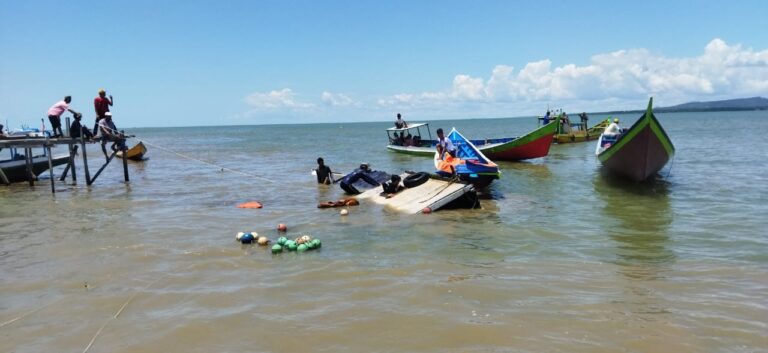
355,173 -> 478,214
0,119 -> 130,193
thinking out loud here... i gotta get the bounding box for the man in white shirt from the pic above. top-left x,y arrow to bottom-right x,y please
436,128 -> 456,160
395,113 -> 407,129
604,118 -> 622,137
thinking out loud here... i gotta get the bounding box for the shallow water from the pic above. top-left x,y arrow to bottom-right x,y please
1,111 -> 767,352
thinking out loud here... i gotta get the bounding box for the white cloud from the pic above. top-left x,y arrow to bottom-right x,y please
321,91 -> 358,107
378,38 -> 768,112
244,88 -> 314,110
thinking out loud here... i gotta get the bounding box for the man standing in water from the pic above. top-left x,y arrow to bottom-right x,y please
47,96 -> 80,138
93,89 -> 113,135
315,157 -> 335,184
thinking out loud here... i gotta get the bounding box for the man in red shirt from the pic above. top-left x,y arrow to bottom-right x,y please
93,89 -> 114,135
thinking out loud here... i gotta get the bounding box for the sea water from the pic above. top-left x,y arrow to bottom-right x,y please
1,111 -> 767,352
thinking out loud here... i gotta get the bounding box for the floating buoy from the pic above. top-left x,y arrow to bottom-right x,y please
340,209 -> 349,216
235,232 -> 246,241
277,237 -> 288,245
422,207 -> 432,214
271,244 -> 283,253
297,244 -> 308,252
277,223 -> 287,232
296,235 -> 312,244
312,239 -> 321,248
240,232 -> 255,244
236,201 -> 263,209
285,240 -> 298,251
257,236 -> 270,245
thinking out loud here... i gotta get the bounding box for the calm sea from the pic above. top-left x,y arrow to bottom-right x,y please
1,111 -> 767,352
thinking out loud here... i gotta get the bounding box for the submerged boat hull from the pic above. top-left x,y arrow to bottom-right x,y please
476,121 -> 557,161
0,155 -> 69,183
596,98 -> 674,182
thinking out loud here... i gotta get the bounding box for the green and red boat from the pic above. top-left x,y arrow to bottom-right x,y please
386,121 -> 557,161
473,120 -> 557,161
595,98 -> 675,181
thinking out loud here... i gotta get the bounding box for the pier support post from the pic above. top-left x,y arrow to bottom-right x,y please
82,137 -> 91,185
121,132 -> 129,183
25,147 -> 34,186
46,145 -> 55,194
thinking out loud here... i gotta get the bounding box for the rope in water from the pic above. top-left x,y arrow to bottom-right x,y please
133,137 -> 277,183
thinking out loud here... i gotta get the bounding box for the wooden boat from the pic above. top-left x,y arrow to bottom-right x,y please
434,128 -> 500,188
385,123 -> 437,156
116,141 -> 147,161
473,120 -> 557,161
0,148 -> 68,184
540,112 -> 609,144
355,172 -> 478,214
595,98 -> 675,181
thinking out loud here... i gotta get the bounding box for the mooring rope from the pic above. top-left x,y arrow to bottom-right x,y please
0,300 -> 57,328
132,137 -> 277,183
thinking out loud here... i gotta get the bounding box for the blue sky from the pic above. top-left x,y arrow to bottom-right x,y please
1,0 -> 767,127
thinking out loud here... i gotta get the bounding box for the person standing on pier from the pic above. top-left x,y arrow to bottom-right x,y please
93,89 -> 113,135
47,96 -> 79,138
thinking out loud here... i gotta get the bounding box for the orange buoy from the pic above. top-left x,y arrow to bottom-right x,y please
421,207 -> 432,214
237,201 -> 263,209
277,223 -> 287,232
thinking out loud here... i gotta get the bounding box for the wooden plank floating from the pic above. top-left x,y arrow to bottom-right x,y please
355,173 -> 477,214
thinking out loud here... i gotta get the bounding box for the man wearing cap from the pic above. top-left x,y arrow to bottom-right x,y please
97,112 -> 125,160
93,89 -> 113,135
47,96 -> 80,138
604,118 -> 622,136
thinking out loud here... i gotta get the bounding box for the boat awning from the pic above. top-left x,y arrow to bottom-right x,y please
386,123 -> 429,132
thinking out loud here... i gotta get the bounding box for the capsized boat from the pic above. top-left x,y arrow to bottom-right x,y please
434,128 -> 500,188
338,164 -> 391,194
0,147 -> 68,183
473,120 -> 557,161
595,98 -> 674,182
116,141 -> 147,161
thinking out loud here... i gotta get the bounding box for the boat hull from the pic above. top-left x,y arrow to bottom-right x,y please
0,155 -> 69,183
386,145 -> 436,156
117,142 -> 147,161
477,121 -> 557,161
596,99 -> 674,182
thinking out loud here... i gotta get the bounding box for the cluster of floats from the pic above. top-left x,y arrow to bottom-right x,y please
0,127 -> 147,184
332,98 -> 673,214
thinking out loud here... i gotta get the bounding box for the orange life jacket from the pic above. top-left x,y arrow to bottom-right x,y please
437,155 -> 465,174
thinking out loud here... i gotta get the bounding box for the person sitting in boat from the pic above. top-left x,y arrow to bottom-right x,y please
403,133 -> 413,147
603,118 -> 622,137
436,149 -> 465,177
394,113 -> 407,129
315,157 -> 334,184
391,132 -> 400,145
381,175 -> 404,198
436,128 -> 456,160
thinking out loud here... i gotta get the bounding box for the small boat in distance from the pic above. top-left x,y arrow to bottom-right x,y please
540,110 -> 610,144
116,141 -> 147,161
434,128 -> 500,189
595,98 -> 675,182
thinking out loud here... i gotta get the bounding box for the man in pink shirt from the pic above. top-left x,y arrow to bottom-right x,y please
93,89 -> 113,135
47,96 -> 79,138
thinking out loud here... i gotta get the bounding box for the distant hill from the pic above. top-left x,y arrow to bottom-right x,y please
658,97 -> 768,112
597,97 -> 768,114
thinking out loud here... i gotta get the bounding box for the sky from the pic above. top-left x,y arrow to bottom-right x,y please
1,0 -> 767,128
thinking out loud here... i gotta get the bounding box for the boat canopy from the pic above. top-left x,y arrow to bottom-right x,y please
386,123 -> 429,132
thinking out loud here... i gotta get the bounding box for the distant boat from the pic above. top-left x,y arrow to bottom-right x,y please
386,121 -> 556,161
473,120 -> 557,161
116,141 -> 147,161
595,98 -> 675,181
539,112 -> 609,144
434,128 -> 500,188
0,147 -> 68,183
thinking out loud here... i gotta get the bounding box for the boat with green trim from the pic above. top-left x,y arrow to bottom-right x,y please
434,128 -> 500,189
386,121 -> 557,161
539,111 -> 610,144
595,98 -> 675,181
